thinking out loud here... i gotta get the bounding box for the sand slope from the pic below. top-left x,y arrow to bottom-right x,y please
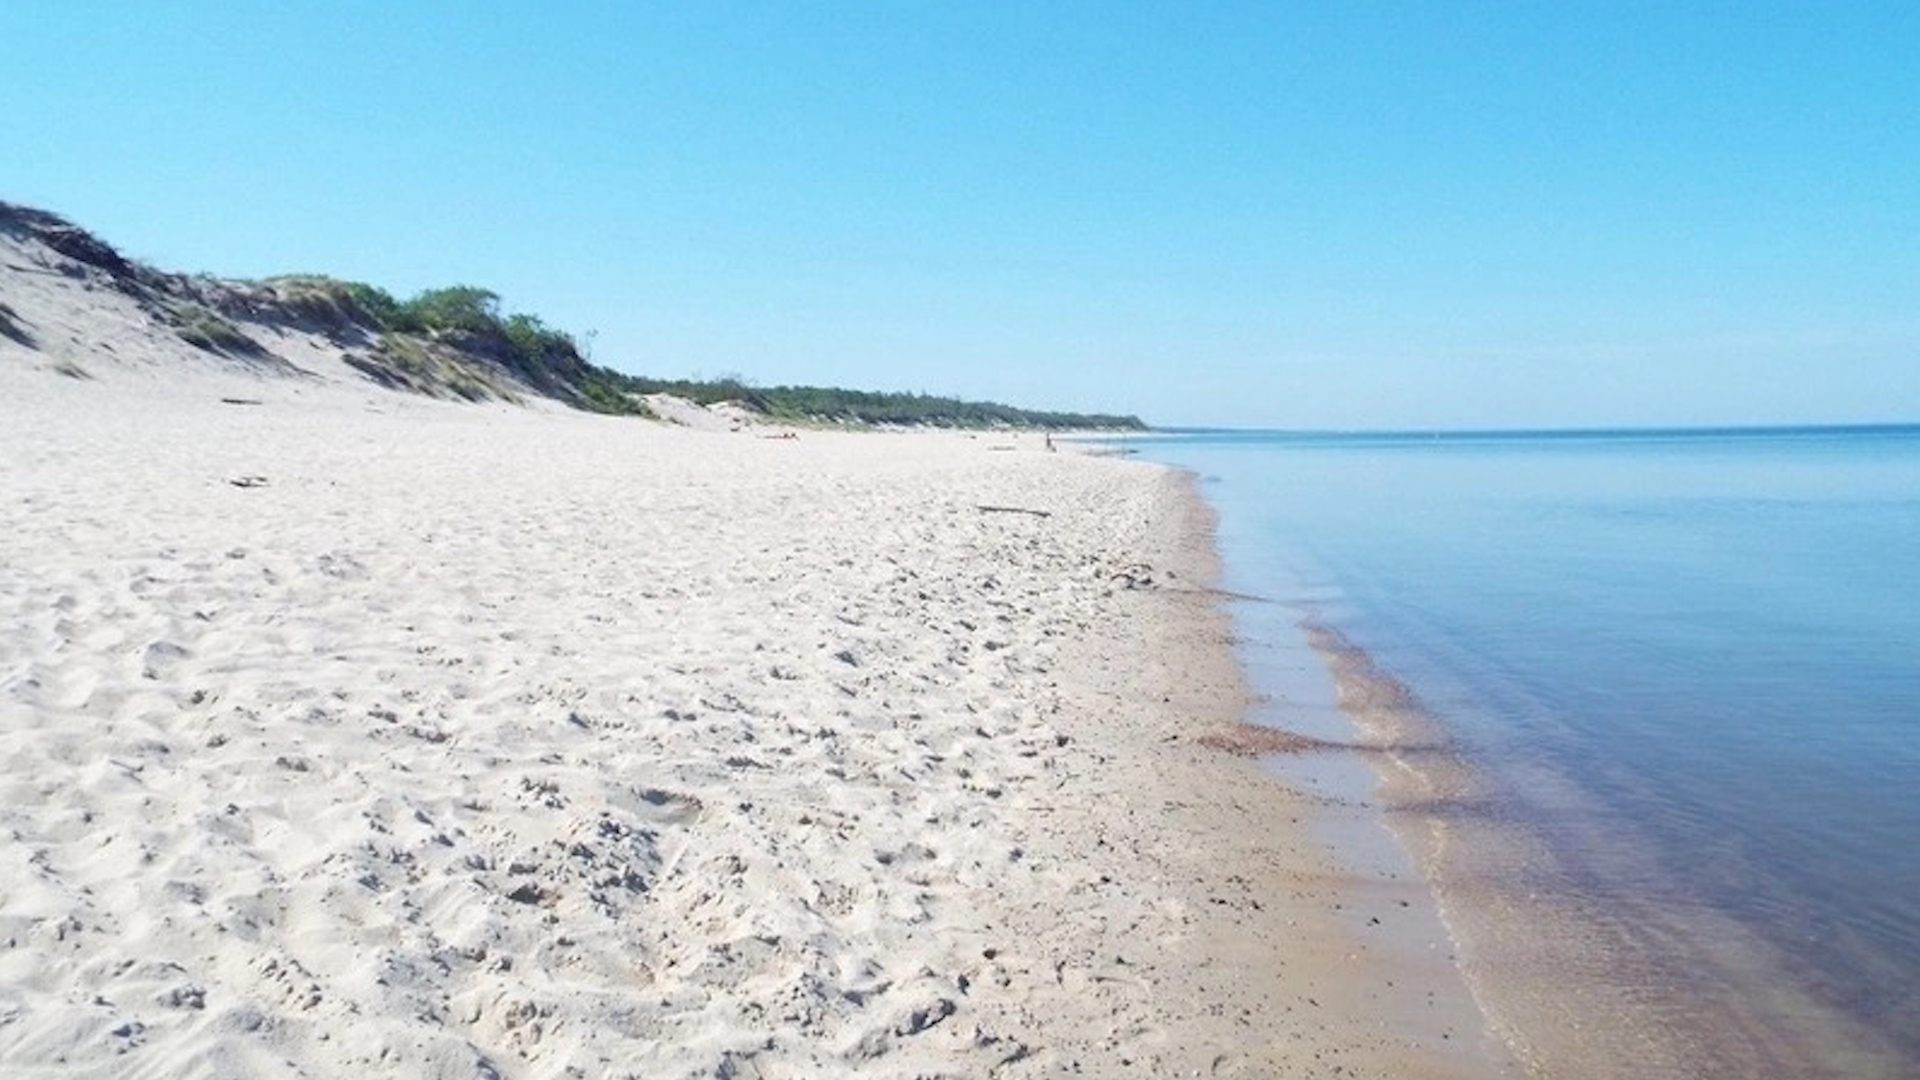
0,368 -> 1499,1078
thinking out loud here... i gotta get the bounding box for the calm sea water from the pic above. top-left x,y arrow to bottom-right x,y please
1126,426 -> 1920,1077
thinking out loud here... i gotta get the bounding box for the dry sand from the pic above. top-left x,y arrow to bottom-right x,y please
0,365 -> 1508,1078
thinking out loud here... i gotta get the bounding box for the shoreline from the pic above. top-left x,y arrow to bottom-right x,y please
1041,464 -> 1512,1078
2,367 -> 1499,1078
1300,612 -> 1914,1079
1188,505 -> 1916,1079
1153,509 -> 1518,1079
1340,612 -> 1916,1079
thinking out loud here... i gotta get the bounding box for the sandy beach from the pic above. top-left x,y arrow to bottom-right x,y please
6,2 -> 1908,1072
0,364 -> 1504,1078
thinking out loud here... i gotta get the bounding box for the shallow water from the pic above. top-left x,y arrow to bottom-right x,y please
1126,426 -> 1920,1078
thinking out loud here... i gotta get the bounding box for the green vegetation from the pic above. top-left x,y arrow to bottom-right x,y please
399,285 -> 501,334
340,333 -> 511,404
262,277 -> 649,415
173,305 -> 262,356
258,274 -> 1140,428
614,375 -> 1144,429
579,369 -> 652,416
261,275 -> 397,332
5,204 -> 1143,428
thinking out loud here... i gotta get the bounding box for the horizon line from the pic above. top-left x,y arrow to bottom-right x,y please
1141,420 -> 1920,439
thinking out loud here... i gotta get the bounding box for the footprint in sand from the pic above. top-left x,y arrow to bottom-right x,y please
141,640 -> 190,680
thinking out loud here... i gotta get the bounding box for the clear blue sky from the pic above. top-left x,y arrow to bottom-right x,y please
5,2 -> 1915,427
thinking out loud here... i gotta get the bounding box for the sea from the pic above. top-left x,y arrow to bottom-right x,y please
1122,426 -> 1920,1079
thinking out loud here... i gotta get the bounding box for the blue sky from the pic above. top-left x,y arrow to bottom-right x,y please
5,2 -> 1915,427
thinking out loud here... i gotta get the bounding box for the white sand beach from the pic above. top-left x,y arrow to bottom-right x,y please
0,363 -> 1502,1078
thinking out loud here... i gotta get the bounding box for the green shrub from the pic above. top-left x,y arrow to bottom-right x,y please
501,312 -> 575,362
578,371 -> 653,416
339,281 -> 412,330
401,286 -> 501,334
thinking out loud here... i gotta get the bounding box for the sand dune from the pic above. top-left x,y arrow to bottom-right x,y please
0,366 -> 1500,1078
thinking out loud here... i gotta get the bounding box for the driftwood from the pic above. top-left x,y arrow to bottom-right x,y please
976,505 -> 1052,518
